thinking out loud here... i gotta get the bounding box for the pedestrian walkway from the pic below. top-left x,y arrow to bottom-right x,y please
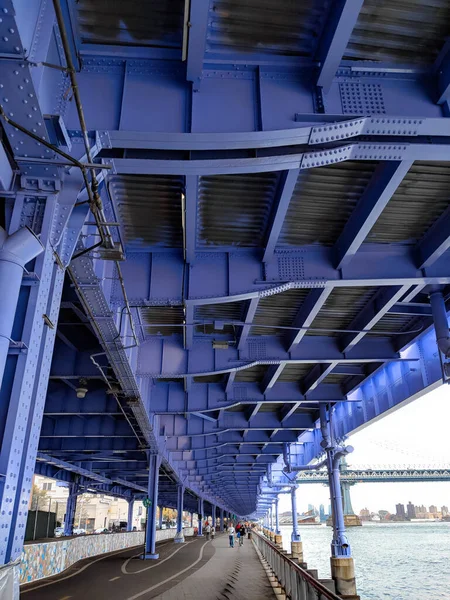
154,534 -> 275,600
20,533 -> 275,600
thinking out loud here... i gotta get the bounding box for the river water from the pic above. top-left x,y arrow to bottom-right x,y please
279,522 -> 450,599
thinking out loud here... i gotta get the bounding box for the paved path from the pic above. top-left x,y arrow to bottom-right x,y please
20,534 -> 274,600
154,534 -> 275,600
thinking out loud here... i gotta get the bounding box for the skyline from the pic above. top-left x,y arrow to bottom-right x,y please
279,384 -> 450,515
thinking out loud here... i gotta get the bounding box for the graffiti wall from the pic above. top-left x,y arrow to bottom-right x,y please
20,528 -> 195,583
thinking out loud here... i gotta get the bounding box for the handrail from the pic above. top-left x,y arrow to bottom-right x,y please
253,530 -> 340,600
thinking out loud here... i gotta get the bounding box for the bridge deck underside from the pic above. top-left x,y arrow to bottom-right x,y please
2,0 -> 450,519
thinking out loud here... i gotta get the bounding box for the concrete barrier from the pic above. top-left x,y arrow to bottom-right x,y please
20,527 -> 195,584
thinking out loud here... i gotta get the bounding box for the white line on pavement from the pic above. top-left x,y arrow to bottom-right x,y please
21,547 -> 136,593
121,541 -> 194,575
109,576 -> 121,582
124,541 -> 209,600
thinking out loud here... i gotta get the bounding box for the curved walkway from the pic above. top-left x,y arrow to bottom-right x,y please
20,534 -> 274,600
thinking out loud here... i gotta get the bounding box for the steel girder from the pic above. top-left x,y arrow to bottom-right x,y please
2,0 -> 450,527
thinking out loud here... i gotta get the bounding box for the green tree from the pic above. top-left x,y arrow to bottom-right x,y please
30,484 -> 48,511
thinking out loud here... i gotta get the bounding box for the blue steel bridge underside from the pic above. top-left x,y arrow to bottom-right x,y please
1,0 -> 450,560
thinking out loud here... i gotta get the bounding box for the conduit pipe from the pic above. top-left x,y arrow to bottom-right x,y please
283,443 -> 328,473
430,290 -> 450,357
0,226 -> 44,385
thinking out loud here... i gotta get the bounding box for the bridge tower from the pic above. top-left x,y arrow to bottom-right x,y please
341,460 -> 362,527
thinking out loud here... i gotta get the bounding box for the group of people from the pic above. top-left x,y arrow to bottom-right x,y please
204,522 -> 216,540
201,520 -> 251,548
227,522 -> 247,548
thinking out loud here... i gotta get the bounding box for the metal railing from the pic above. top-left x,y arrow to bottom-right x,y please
253,531 -> 340,600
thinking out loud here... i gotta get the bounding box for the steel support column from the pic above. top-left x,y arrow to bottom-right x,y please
198,497 -> 204,536
144,454 -> 161,559
158,505 -> 163,530
274,496 -> 280,535
320,405 -> 357,596
174,484 -> 185,543
0,226 -> 43,384
291,486 -> 300,542
220,507 -> 224,531
64,482 -> 79,537
0,195 -> 73,565
127,499 -> 134,532
211,504 -> 216,528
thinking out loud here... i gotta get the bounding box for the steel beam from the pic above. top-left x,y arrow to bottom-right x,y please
316,0 -> 364,91
333,161 -> 413,269
263,169 -> 300,263
186,0 -> 210,91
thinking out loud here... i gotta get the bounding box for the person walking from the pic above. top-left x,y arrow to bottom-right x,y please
239,524 -> 245,545
205,522 -> 211,541
211,525 -> 215,540
227,523 -> 235,548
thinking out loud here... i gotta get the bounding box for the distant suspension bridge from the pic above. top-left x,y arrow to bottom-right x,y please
295,466 -> 450,484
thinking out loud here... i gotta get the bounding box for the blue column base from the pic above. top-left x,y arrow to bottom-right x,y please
291,533 -> 301,542
197,534 -> 204,537
142,553 -> 159,560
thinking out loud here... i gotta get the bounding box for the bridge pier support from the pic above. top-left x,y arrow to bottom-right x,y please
158,505 -> 163,530
274,496 -> 283,548
197,498 -> 204,536
144,454 -> 161,559
212,504 -> 216,529
174,484 -> 185,543
220,508 -> 224,531
64,481 -> 79,537
290,486 -> 304,563
320,405 -> 358,598
127,499 -> 134,532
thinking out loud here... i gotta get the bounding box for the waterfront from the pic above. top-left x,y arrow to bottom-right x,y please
280,522 -> 450,599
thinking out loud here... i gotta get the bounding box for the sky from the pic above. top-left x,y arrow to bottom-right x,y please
278,384 -> 450,515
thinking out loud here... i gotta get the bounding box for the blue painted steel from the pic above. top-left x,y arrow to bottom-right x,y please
263,169 -> 300,263
159,506 -> 163,530
220,507 -> 224,531
186,0 -> 210,91
334,161 -> 413,269
64,482 -> 79,536
175,484 -> 185,542
127,499 -> 134,532
274,497 -> 280,535
290,488 -> 300,539
316,0 -> 365,92
144,454 -> 161,559
0,226 -> 43,384
320,406 -> 352,558
198,497 -> 204,536
3,0 -> 450,567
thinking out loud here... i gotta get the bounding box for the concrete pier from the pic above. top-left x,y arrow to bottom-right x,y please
330,557 -> 359,599
290,540 -> 303,563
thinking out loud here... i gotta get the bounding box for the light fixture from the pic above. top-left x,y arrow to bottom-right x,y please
76,378 -> 88,399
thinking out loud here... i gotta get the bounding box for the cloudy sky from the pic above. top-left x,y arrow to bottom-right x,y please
278,384 -> 450,515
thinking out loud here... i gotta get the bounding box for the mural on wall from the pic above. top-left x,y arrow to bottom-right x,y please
20,528 -> 195,583
19,532 -> 144,583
